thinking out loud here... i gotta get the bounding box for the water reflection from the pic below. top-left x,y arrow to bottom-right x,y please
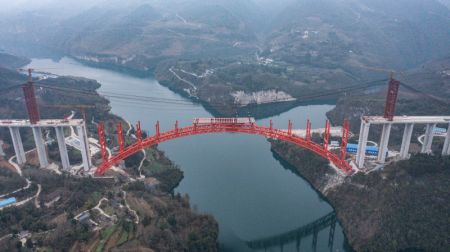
246,212 -> 337,252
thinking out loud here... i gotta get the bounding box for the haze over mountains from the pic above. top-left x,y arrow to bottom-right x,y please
1,2 -> 450,251
2,0 -> 449,117
1,0 -> 449,71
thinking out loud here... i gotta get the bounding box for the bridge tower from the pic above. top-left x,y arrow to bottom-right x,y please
22,69 -> 49,168
384,74 -> 400,121
22,69 -> 41,124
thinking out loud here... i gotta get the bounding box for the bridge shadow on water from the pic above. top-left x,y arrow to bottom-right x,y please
245,211 -> 337,252
219,210 -> 355,252
234,148 -> 354,252
218,211 -> 339,252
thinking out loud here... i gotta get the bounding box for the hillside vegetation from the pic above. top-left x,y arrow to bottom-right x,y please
271,141 -> 450,252
0,53 -> 218,251
1,0 -> 450,117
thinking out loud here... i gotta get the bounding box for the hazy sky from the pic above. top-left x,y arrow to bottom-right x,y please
0,0 -> 103,14
0,0 -> 297,13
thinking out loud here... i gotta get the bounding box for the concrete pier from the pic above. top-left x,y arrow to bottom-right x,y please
421,123 -> 436,154
377,123 -> 392,163
443,124 -> 450,156
1,119 -> 89,172
356,116 -> 450,169
55,126 -> 70,171
0,140 -> 5,156
77,125 -> 91,172
32,127 -> 49,168
9,127 -> 26,164
356,121 -> 370,168
400,124 -> 414,159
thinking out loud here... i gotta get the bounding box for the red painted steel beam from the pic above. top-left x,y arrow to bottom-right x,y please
117,123 -> 125,152
323,120 -> 330,150
340,120 -> 350,160
288,120 -> 293,135
97,123 -> 108,163
306,119 -> 312,141
95,120 -> 354,176
156,121 -> 160,136
136,121 -> 142,143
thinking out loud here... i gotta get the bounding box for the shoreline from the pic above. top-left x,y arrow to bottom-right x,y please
270,139 -> 450,251
269,141 -> 354,251
66,55 -> 339,119
22,56 -> 348,251
0,62 -> 220,251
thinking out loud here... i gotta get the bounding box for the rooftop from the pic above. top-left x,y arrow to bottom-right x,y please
0,197 -> 17,207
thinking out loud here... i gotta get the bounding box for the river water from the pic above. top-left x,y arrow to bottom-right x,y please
27,57 -> 349,252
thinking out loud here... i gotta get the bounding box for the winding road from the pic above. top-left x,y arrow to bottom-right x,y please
122,190 -> 139,224
0,149 -> 41,211
169,67 -> 198,92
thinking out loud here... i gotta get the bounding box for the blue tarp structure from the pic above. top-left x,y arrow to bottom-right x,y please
347,143 -> 380,156
434,127 -> 447,134
0,197 -> 17,207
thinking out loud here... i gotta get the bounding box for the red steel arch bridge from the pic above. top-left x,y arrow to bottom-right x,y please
95,117 -> 352,176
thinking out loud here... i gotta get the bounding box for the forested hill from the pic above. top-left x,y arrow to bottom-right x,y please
1,0 -> 450,73
0,52 -> 30,70
1,0 -> 449,119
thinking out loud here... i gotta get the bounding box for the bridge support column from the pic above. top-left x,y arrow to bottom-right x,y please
443,124 -> 450,156
55,126 -> 70,171
356,121 -> 370,168
312,229 -> 318,252
32,127 -> 48,168
0,140 -> 4,156
377,123 -> 392,163
9,127 -> 26,165
328,217 -> 336,248
77,125 -> 91,172
421,123 -> 436,154
400,124 -> 414,159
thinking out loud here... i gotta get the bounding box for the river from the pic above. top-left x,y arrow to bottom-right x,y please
26,57 -> 350,252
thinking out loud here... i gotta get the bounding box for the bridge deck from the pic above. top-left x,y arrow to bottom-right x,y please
0,119 -> 84,128
364,116 -> 450,124
246,212 -> 336,249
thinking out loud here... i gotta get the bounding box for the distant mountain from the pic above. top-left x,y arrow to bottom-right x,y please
264,0 -> 450,70
1,0 -> 449,73
0,53 -> 30,70
0,0 -> 263,72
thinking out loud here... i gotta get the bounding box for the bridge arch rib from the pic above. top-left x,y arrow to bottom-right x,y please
95,118 -> 352,176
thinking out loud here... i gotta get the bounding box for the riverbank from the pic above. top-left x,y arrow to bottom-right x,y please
24,56 -> 351,251
270,140 -> 450,251
53,54 -> 343,119
0,56 -> 219,251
